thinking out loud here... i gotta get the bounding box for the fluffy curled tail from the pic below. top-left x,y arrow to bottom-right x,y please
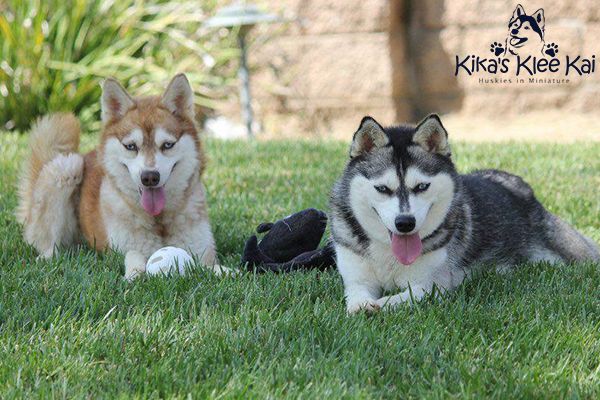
30,112 -> 80,158
17,113 -> 84,257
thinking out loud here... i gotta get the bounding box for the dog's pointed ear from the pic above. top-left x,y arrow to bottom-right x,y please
413,114 -> 451,157
350,116 -> 389,158
512,4 -> 525,20
161,73 -> 195,119
510,4 -> 526,24
101,78 -> 135,123
532,8 -> 544,30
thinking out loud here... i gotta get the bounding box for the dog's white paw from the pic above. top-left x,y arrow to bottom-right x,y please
206,264 -> 239,277
124,251 -> 147,282
36,248 -> 55,260
375,287 -> 430,309
375,295 -> 403,309
346,299 -> 381,315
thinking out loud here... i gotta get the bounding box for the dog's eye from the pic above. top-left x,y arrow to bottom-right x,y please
374,185 -> 393,195
123,143 -> 138,152
524,26 -> 529,30
161,141 -> 175,150
413,183 -> 430,193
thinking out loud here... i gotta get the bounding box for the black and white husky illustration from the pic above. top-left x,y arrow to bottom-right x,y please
330,115 -> 600,314
504,4 -> 549,57
489,4 -> 559,58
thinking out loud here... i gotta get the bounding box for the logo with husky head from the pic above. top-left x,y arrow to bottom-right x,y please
454,3 -> 596,79
490,4 -> 559,59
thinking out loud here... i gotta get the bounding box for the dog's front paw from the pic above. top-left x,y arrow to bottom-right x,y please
375,295 -> 407,309
124,251 -> 147,281
36,248 -> 55,260
346,299 -> 381,315
206,264 -> 239,277
375,287 -> 429,309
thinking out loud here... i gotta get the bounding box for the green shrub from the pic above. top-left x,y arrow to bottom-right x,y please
0,0 -> 238,132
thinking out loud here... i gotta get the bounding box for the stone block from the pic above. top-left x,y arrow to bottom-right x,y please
258,104 -> 398,139
443,0 -> 513,27
251,33 -> 394,105
261,0 -> 390,35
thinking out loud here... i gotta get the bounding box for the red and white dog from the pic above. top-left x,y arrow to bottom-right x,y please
17,74 -> 227,279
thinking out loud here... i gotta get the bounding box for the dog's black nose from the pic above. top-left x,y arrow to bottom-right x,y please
141,170 -> 160,187
395,215 -> 416,233
511,29 -> 519,35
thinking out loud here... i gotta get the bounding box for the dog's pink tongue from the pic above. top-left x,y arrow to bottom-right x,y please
391,233 -> 422,265
140,187 -> 165,216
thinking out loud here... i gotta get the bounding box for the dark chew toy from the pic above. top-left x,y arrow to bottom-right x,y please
242,208 -> 336,272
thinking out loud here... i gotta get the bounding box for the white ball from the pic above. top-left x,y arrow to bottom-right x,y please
146,247 -> 193,276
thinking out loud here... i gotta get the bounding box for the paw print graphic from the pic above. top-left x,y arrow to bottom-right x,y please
490,42 -> 505,56
545,43 -> 559,58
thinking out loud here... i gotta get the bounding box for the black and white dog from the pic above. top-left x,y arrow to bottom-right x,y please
330,115 -> 599,314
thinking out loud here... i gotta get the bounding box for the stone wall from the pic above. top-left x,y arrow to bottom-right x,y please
416,0 -> 600,116
220,0 -> 600,137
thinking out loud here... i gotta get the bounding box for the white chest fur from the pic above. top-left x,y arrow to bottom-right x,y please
366,241 -> 450,291
336,241 -> 457,313
100,179 -> 215,263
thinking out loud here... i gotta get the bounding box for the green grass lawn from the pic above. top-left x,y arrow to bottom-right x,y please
1,132 -> 600,398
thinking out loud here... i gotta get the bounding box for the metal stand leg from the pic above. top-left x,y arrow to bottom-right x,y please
238,34 -> 254,138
